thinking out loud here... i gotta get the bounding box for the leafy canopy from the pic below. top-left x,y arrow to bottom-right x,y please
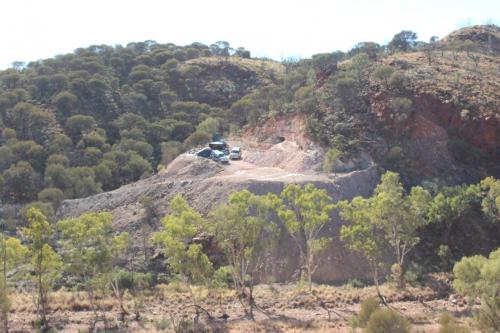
153,195 -> 212,284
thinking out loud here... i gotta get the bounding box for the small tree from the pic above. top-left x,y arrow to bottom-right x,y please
152,195 -> 213,322
389,97 -> 414,124
322,148 -> 344,173
348,53 -> 370,84
339,172 -> 431,290
373,65 -> 394,90
371,172 -> 431,289
479,177 -> 499,223
388,30 -> 418,53
424,36 -> 439,65
0,219 -> 28,333
453,248 -> 500,332
338,197 -> 385,300
22,208 -> 62,330
427,184 -> 480,245
276,184 -> 335,292
58,212 -> 129,324
209,189 -> 278,318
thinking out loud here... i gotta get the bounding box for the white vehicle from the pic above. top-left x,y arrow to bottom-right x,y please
211,150 -> 229,164
229,147 -> 242,160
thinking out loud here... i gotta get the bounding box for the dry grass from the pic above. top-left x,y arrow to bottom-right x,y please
2,280 -> 482,332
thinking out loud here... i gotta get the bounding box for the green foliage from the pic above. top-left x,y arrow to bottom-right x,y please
388,30 -> 418,53
22,208 -> 62,328
388,72 -> 408,92
0,234 -> 28,332
349,315 -> 360,333
209,266 -> 233,290
479,177 -> 499,222
1,161 -> 39,203
114,269 -> 153,291
348,53 -> 370,83
339,171 -> 432,289
453,248 -> 500,332
437,244 -> 453,269
373,65 -> 394,89
427,183 -> 481,245
438,313 -> 471,333
161,141 -> 184,166
349,42 -> 383,60
359,297 -> 379,326
52,91 -> 78,116
209,190 -> 278,316
389,97 -> 414,123
276,184 -> 335,292
153,195 -> 212,284
184,131 -> 211,148
6,102 -> 55,143
37,187 -> 64,208
58,212 -> 129,319
364,308 -> 411,333
65,115 -> 96,142
58,212 -> 129,283
322,148 -> 344,173
373,172 -> 431,288
334,77 -> 360,111
403,262 -> 424,285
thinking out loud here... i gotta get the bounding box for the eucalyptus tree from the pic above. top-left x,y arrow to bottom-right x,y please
275,184 -> 335,292
23,208 -> 62,330
209,189 -> 278,318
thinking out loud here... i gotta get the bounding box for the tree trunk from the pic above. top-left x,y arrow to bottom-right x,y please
372,262 -> 388,306
247,285 -> 254,320
397,263 -> 406,289
307,262 -> 312,293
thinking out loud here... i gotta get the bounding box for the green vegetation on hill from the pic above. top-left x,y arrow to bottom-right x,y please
0,41 -> 267,210
0,27 -> 498,251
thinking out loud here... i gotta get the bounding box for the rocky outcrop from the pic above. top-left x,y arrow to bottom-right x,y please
440,24 -> 500,55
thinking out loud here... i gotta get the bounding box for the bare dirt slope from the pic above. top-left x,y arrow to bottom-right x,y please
58,114 -> 380,283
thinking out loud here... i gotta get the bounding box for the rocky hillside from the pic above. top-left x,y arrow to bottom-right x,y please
58,114 -> 380,283
440,24 -> 500,54
365,47 -> 499,182
0,25 -> 497,283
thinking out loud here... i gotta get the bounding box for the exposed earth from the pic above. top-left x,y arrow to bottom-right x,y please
58,114 -> 380,284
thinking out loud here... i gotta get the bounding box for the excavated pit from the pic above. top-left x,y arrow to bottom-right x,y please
57,114 -> 381,283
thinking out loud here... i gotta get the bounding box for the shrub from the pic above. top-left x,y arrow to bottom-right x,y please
389,97 -> 414,123
373,65 -> 394,89
349,315 -> 360,332
359,297 -> 380,326
348,278 -> 365,289
453,249 -> 500,332
37,187 -> 64,208
448,137 -> 485,165
404,262 -> 424,285
115,269 -> 153,291
388,72 -> 408,92
365,308 -> 411,333
322,148 -> 344,173
438,313 -> 471,333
